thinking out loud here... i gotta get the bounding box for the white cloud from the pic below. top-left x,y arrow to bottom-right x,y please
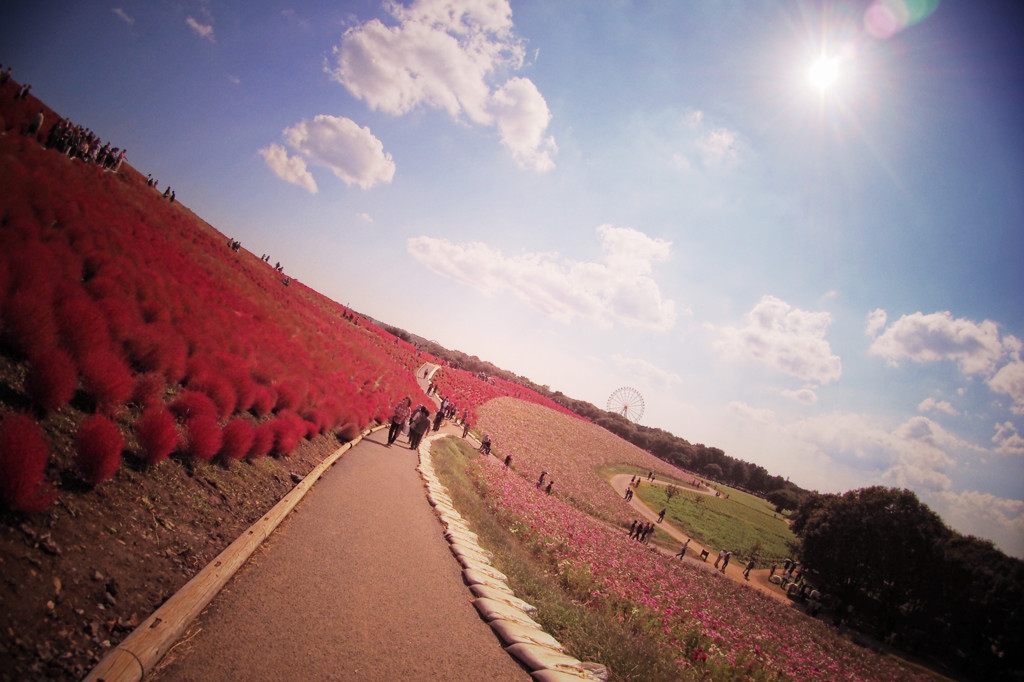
728,401 -> 776,425
280,115 -> 395,190
698,127 -> 739,166
356,212 -> 374,224
992,421 -> 1024,455
713,295 -> 842,385
406,224 -> 676,330
490,77 -> 557,172
112,7 -> 134,25
868,311 -> 1008,375
782,387 -> 818,405
918,397 -> 959,416
610,354 -> 682,387
327,0 -> 555,170
865,308 -> 887,336
988,360 -> 1024,415
927,489 -> 1024,558
186,16 -> 215,42
258,144 -> 318,194
783,413 -> 961,492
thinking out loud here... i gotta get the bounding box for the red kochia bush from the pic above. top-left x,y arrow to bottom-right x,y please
131,372 -> 166,409
270,413 -> 303,457
1,288 -> 59,357
247,422 -> 274,460
135,408 -> 179,464
169,390 -> 218,421
26,347 -> 78,412
219,419 -> 255,461
250,385 -> 276,418
75,414 -> 123,485
181,416 -> 222,461
53,286 -> 111,359
189,373 -> 237,419
0,413 -> 57,512
77,347 -> 135,413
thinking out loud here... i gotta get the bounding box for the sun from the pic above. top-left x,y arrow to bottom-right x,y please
808,55 -> 840,92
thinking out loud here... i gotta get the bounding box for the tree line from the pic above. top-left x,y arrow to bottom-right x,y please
791,486 -> 1023,679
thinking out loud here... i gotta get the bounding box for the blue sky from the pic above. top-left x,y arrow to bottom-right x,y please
4,0 -> 1023,557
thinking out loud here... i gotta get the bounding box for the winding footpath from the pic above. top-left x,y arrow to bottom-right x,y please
608,474 -> 789,603
146,420 -> 529,682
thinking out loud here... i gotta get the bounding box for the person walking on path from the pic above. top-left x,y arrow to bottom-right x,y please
714,549 -> 726,568
657,508 -> 666,523
744,558 -> 755,580
676,538 -> 690,559
386,397 -> 411,447
721,551 -> 732,573
408,407 -> 431,449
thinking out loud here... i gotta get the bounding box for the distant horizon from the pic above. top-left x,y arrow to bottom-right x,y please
3,0 -> 1021,558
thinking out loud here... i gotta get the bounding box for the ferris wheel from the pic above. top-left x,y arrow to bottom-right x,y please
607,387 -> 645,423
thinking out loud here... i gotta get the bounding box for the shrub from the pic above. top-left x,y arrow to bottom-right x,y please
131,372 -> 166,409
1,287 -> 59,357
250,384 -> 276,418
26,347 -> 78,412
53,286 -> 112,359
135,408 -> 179,465
247,422 -> 274,460
272,379 -> 304,412
219,418 -> 255,461
75,414 -> 123,485
270,413 -> 303,457
189,373 -> 237,419
181,416 -> 222,461
77,347 -> 134,412
169,390 -> 218,421
0,412 -> 57,512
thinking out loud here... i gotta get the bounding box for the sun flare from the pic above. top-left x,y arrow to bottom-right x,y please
808,55 -> 840,92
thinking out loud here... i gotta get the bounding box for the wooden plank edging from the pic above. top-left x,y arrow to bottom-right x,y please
84,425 -> 386,682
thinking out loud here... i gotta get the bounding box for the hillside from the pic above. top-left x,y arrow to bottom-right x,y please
0,82 -> 434,679
1,77 -> 626,680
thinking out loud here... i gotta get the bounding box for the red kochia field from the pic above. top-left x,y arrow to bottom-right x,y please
0,121 -> 433,508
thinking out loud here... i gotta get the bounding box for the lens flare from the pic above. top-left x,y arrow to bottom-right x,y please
809,56 -> 840,91
864,0 -> 940,39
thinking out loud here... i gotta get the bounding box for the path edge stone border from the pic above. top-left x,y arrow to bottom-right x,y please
83,425 -> 386,682
417,433 -> 608,682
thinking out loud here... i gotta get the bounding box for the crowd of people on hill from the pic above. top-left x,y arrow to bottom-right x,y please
43,118 -> 127,171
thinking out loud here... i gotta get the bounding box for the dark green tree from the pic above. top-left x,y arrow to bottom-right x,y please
792,486 -> 1024,678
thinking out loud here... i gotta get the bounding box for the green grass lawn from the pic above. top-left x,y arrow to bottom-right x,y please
634,481 -> 797,566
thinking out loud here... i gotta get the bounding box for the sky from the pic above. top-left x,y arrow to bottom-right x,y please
3,0 -> 1023,557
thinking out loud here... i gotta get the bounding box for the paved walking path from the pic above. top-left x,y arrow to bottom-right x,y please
150,423 -> 528,681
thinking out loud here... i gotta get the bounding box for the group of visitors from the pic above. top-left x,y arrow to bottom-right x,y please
535,471 -> 553,494
628,519 -> 655,544
42,117 -> 127,172
386,397 -> 434,450
257,255 -> 284,272
226,238 -> 242,252
714,549 -> 732,572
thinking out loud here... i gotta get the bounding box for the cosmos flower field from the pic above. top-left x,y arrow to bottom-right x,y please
472,400 -> 932,680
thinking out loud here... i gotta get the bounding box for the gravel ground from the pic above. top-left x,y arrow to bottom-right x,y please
150,425 -> 529,681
